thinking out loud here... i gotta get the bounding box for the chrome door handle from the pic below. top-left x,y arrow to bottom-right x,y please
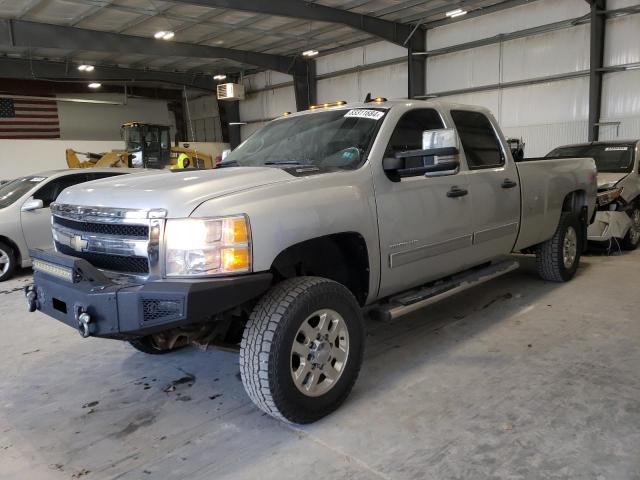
502,179 -> 518,189
447,186 -> 468,198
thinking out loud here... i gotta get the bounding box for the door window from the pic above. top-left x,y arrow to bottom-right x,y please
450,110 -> 504,169
33,174 -> 89,208
384,109 -> 445,176
386,109 -> 445,155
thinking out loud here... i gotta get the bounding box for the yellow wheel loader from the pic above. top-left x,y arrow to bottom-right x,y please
66,122 -> 216,170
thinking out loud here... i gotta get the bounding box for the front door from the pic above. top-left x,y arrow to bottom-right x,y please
450,110 -> 520,262
21,173 -> 89,251
373,108 -> 475,298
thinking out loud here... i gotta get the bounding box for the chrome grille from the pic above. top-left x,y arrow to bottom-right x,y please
51,203 -> 165,278
53,216 -> 149,238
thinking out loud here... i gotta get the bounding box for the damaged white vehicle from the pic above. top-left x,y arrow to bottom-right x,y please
547,140 -> 640,250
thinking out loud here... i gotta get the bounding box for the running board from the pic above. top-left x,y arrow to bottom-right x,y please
370,259 -> 520,322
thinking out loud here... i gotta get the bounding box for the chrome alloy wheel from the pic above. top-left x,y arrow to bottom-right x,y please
0,248 -> 10,275
629,209 -> 640,245
563,226 -> 578,269
290,309 -> 350,397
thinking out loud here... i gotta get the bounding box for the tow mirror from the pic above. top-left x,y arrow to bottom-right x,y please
383,128 -> 461,180
21,198 -> 44,212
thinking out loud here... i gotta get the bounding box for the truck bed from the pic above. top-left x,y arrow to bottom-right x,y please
514,156 -> 597,251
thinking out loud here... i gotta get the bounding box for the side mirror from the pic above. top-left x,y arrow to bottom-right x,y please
21,198 -> 44,212
383,128 -> 461,179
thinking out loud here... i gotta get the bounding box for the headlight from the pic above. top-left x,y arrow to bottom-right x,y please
165,215 -> 250,277
597,187 -> 623,208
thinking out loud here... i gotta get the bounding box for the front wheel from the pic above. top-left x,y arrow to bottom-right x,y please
0,241 -> 16,282
536,212 -> 582,282
621,206 -> 640,251
240,277 -> 364,424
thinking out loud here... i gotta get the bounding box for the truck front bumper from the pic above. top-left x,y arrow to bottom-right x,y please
26,249 -> 272,339
587,211 -> 632,242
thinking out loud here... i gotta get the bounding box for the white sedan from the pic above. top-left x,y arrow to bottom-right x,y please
0,168 -> 129,281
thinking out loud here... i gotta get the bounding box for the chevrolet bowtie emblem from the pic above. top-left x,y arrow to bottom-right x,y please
70,235 -> 88,252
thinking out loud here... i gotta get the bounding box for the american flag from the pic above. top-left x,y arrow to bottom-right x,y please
0,97 -> 60,139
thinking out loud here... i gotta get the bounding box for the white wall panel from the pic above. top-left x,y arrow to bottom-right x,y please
501,25 -> 590,82
317,73 -> 360,103
243,71 -> 293,91
316,41 -> 405,76
363,41 -> 407,64
502,121 -> 588,157
427,45 -> 500,93
607,0 -> 640,8
359,63 -> 408,100
604,15 -> 640,67
240,86 -> 297,122
598,117 -> 640,141
57,94 -> 172,140
601,70 -> 640,118
500,77 -> 589,126
426,0 -> 589,50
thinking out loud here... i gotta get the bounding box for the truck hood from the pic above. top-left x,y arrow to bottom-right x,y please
597,172 -> 628,189
56,167 -> 295,217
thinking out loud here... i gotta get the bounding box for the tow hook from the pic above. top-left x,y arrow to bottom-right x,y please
25,286 -> 38,313
76,311 -> 94,338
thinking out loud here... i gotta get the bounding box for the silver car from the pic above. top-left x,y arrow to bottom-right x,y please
0,168 -> 129,281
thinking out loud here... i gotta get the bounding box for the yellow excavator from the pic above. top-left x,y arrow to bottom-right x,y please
66,122 -> 216,170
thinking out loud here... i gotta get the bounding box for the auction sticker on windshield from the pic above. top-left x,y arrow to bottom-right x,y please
344,109 -> 385,121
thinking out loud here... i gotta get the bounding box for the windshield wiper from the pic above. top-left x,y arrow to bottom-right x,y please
217,160 -> 239,168
264,160 -> 303,166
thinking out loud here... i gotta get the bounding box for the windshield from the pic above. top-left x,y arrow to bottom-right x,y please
222,108 -> 387,170
0,176 -> 47,209
547,144 -> 635,173
123,126 -> 143,152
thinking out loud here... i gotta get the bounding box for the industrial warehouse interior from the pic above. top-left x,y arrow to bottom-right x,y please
1,0 -> 640,478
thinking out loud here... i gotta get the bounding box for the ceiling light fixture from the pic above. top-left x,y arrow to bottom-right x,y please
88,83 -> 102,89
229,122 -> 247,126
302,49 -> 319,57
154,30 -> 174,40
213,74 -> 227,81
446,8 -> 467,18
78,64 -> 94,72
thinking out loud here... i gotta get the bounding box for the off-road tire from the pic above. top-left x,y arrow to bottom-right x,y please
0,241 -> 17,282
240,277 -> 364,424
128,336 -> 182,355
621,206 -> 640,251
536,212 -> 581,282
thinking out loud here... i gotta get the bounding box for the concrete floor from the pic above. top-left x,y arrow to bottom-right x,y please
1,252 -> 639,480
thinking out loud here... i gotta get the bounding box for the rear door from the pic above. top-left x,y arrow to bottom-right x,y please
373,108 -> 475,298
21,173 -> 89,251
450,110 -> 520,261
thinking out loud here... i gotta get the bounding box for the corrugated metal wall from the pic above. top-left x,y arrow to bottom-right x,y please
239,0 -> 640,155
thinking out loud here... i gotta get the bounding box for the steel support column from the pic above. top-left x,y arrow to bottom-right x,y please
588,0 -> 606,142
408,34 -> 426,99
293,60 -> 316,111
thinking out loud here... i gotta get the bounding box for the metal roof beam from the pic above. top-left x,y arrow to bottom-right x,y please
167,0 -> 425,50
0,56 -> 217,91
1,19 -> 308,75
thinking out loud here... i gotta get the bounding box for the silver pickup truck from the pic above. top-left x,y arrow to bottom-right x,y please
26,100 -> 597,424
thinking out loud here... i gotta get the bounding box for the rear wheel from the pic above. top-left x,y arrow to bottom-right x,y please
536,212 -> 581,282
621,206 -> 640,251
240,277 -> 364,424
0,241 -> 16,282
